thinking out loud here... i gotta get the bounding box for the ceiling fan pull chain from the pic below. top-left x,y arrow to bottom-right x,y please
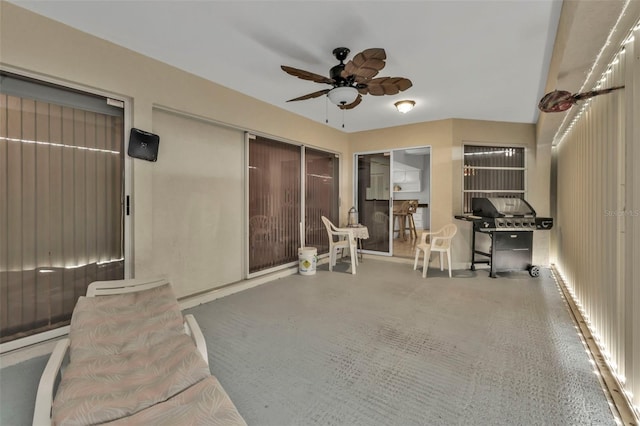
325,95 -> 329,124
342,107 -> 345,128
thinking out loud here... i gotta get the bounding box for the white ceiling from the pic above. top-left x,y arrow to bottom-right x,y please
9,0 -> 563,133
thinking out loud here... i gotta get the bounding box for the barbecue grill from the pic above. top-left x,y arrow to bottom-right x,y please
456,197 -> 553,278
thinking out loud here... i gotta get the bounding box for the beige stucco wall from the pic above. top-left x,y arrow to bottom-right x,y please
349,119 -> 454,231
451,119 -> 550,268
350,118 -> 551,269
1,2 -> 552,291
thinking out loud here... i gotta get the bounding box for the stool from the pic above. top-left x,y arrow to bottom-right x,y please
393,211 -> 408,240
406,200 -> 418,240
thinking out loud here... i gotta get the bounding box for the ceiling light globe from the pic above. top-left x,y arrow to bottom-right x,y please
328,87 -> 358,106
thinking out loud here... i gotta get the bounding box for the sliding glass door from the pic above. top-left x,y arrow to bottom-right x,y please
248,136 -> 301,274
356,147 -> 431,258
0,73 -> 125,343
356,152 -> 392,255
248,136 -> 339,275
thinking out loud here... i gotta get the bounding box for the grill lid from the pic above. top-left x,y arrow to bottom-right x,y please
472,197 -> 536,218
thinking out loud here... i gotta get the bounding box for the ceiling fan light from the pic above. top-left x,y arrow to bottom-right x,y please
328,86 -> 358,105
395,100 -> 415,113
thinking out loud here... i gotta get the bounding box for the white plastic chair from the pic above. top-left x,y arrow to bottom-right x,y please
321,216 -> 357,274
413,223 -> 457,278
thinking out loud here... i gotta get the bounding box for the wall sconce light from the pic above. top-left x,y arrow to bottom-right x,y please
394,100 -> 415,113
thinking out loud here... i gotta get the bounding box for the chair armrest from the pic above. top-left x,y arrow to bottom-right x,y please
184,314 -> 209,366
430,235 -> 451,249
33,339 -> 70,426
333,226 -> 355,239
419,229 -> 440,244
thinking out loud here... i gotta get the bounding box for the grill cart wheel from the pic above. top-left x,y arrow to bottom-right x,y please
529,265 -> 540,277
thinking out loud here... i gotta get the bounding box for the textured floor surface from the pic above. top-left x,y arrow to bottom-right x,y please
185,260 -> 615,426
0,260 -> 615,425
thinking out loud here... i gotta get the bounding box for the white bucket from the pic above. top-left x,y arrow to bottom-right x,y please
298,247 -> 317,276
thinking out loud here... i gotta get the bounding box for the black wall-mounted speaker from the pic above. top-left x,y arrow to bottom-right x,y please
128,128 -> 160,162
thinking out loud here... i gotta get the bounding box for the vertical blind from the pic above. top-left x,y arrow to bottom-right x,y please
248,137 -> 340,274
555,19 -> 639,416
305,148 -> 339,254
0,79 -> 124,343
248,136 -> 301,273
463,145 -> 525,213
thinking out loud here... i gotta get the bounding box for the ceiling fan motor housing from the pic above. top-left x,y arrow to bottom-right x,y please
330,64 -> 349,86
332,47 -> 350,62
331,47 -> 352,86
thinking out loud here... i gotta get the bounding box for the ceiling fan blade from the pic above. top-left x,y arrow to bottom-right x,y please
281,65 -> 335,85
286,89 -> 331,102
362,77 -> 413,96
342,48 -> 387,80
572,85 -> 624,102
338,94 -> 362,110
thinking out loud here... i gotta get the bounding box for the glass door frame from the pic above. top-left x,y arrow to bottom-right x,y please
353,150 -> 395,256
0,67 -> 132,353
354,146 -> 432,258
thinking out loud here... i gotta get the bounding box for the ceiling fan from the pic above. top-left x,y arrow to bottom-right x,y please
538,85 -> 624,112
281,47 -> 412,110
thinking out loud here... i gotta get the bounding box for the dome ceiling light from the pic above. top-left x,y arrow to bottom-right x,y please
394,100 -> 415,113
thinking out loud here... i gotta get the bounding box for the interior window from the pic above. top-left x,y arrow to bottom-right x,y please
463,144 -> 525,214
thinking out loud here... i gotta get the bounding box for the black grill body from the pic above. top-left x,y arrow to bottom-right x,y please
456,197 -> 553,278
